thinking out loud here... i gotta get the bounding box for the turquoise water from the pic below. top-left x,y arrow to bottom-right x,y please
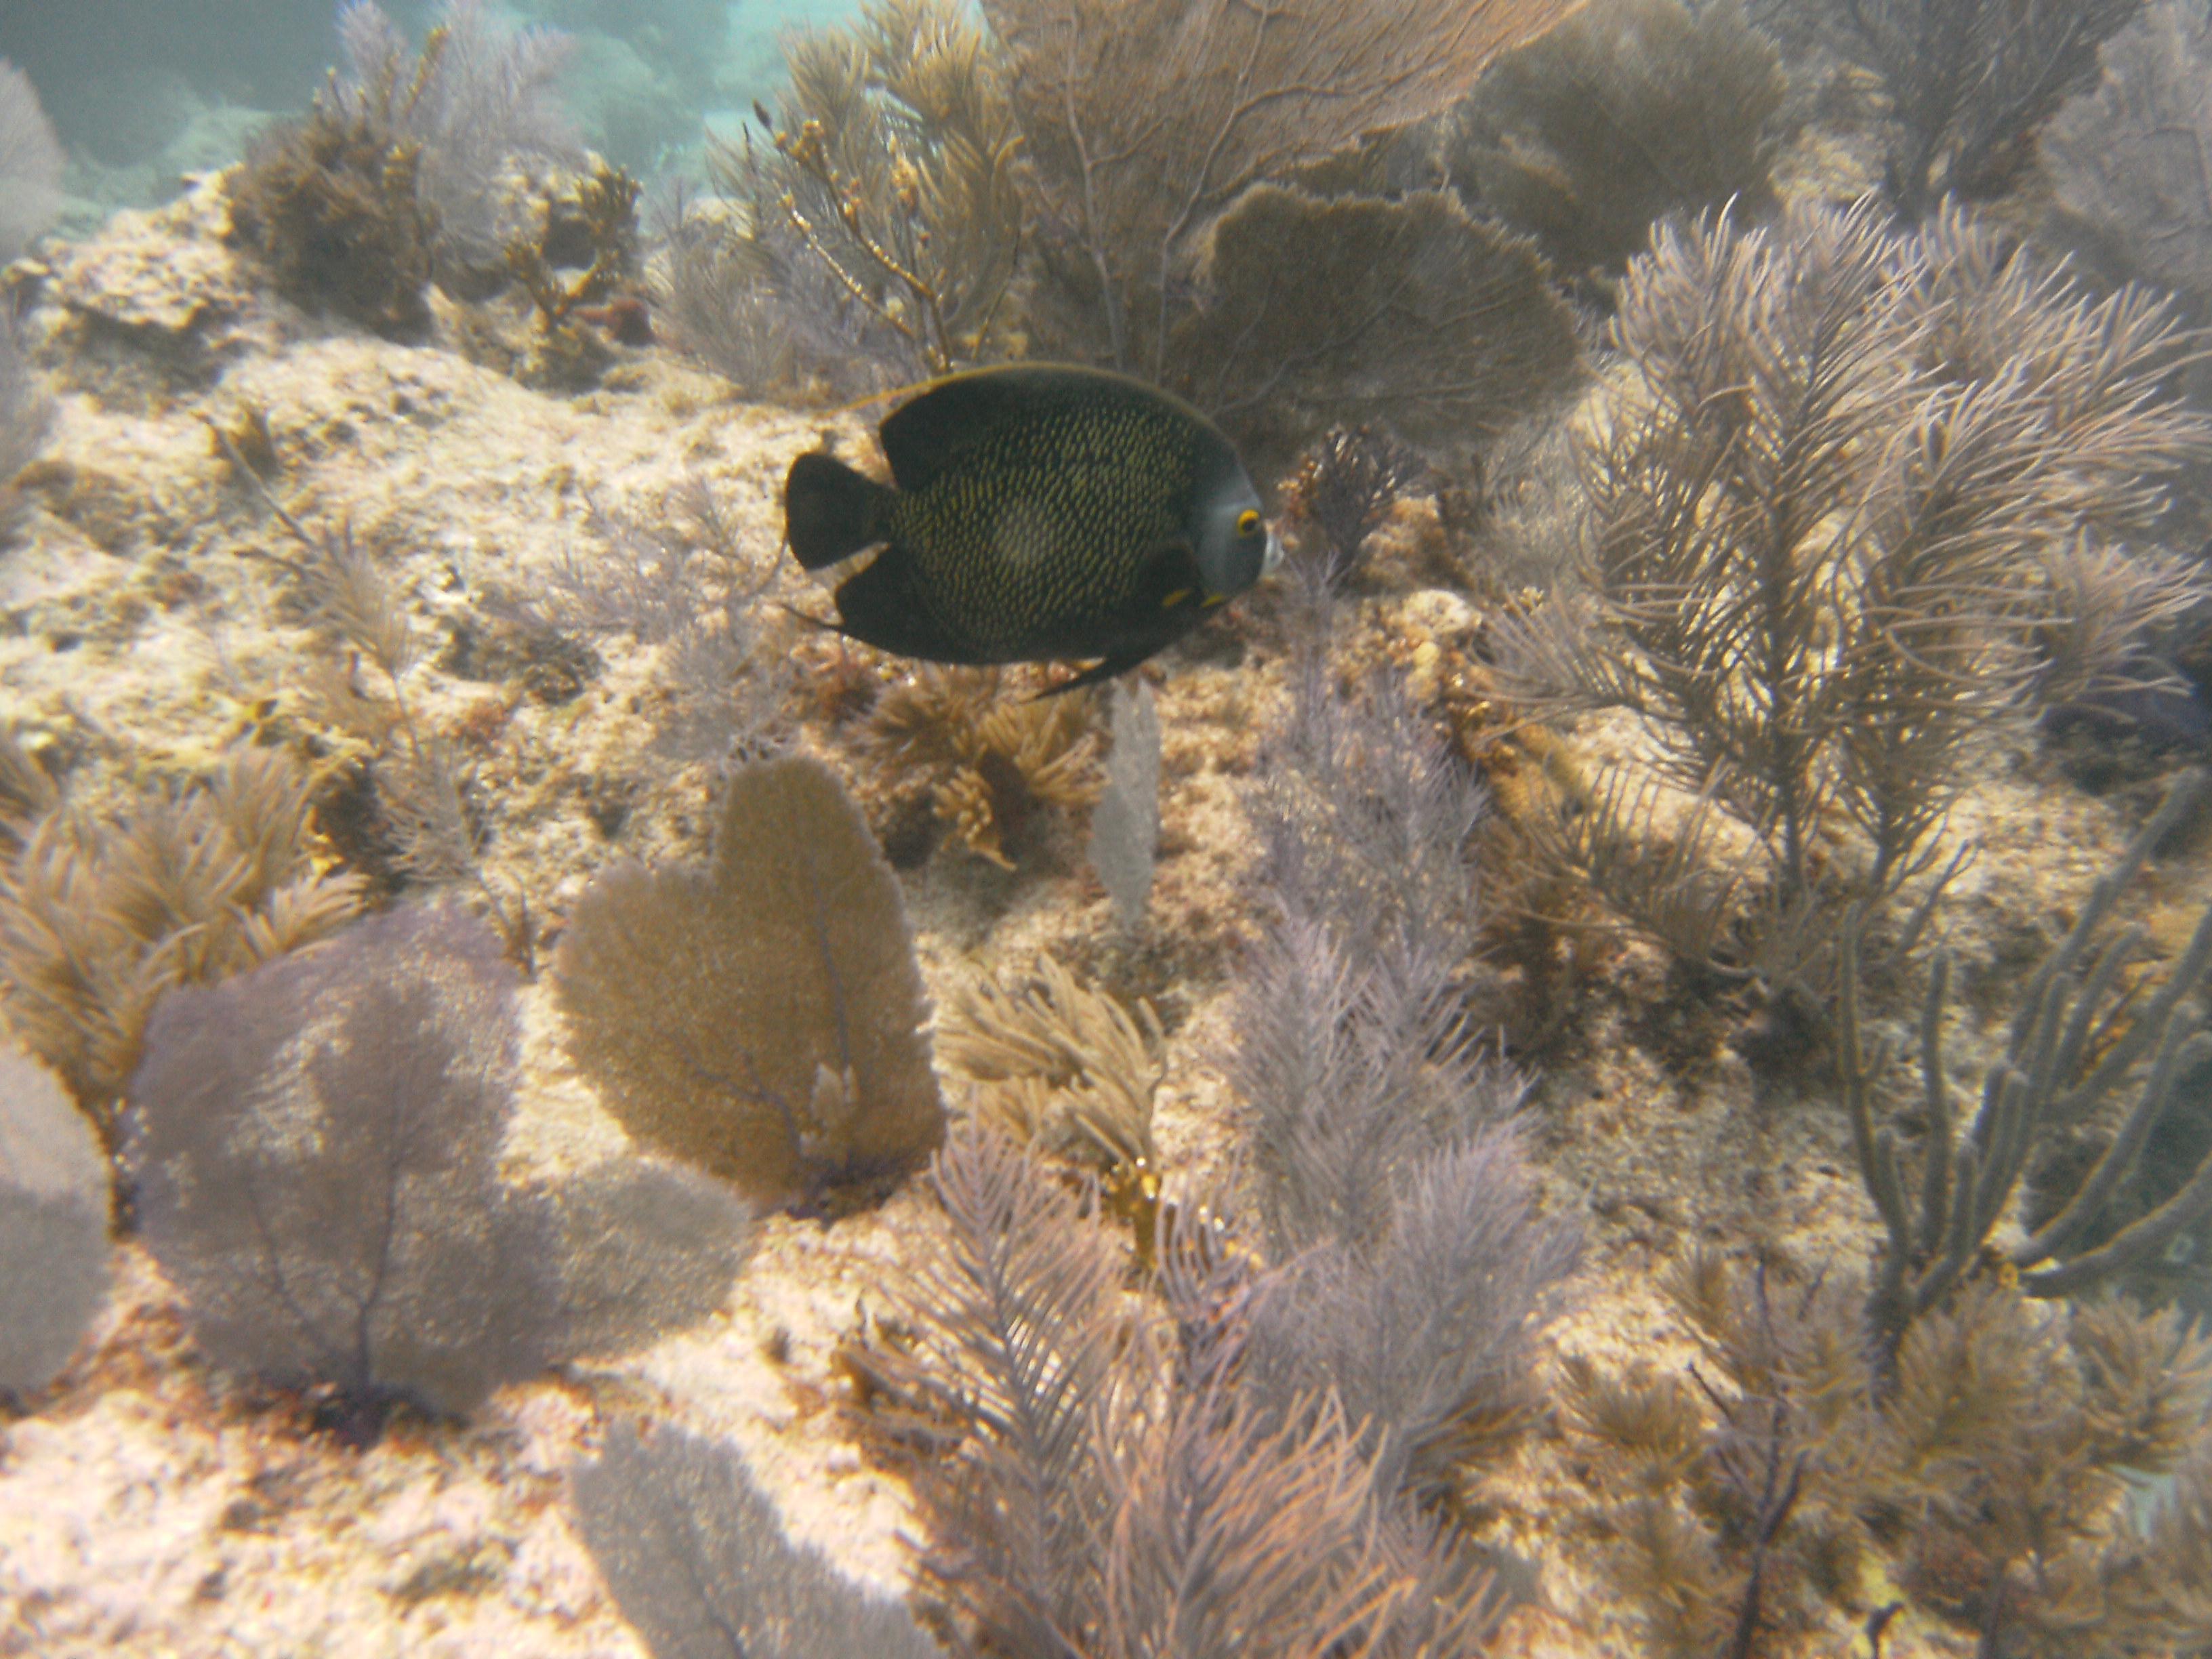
0,0 -> 866,226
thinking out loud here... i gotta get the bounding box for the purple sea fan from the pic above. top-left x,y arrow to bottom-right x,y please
127,902 -> 562,1430
127,901 -> 754,1439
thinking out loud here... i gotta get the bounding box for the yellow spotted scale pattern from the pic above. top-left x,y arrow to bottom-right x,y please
884,390 -> 1205,657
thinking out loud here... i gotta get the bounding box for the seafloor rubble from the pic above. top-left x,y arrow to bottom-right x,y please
0,175 -> 2206,1659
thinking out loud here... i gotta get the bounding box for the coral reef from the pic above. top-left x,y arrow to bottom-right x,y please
940,953 -> 1164,1250
1175,182 -> 1582,485
0,1044 -> 110,1401
332,0 -> 580,283
1840,773 -> 2212,1350
0,745 -> 364,1151
0,323 -> 54,530
224,45 -> 439,338
226,0 -> 582,335
126,901 -> 752,1443
648,184 -> 794,394
553,756 -> 944,1213
1244,656 -> 1486,968
869,665 -> 1101,869
1448,0 -> 1786,281
2043,0 -> 2212,308
981,0 -> 1577,375
496,476 -> 783,767
740,0 -> 1024,381
1820,0 -> 2143,218
216,438 -> 550,957
16,4 -> 2212,1651
1495,201 -> 2207,993
857,1122 -> 1535,1659
1569,1254 -> 2212,1659
503,157 -> 642,389
1279,426 -> 1429,594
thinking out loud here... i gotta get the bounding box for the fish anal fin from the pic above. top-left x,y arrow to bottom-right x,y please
832,546 -> 983,664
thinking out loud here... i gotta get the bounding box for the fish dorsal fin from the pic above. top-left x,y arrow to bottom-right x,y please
878,365 -> 1171,493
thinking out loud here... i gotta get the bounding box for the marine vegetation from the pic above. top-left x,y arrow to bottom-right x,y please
977,0 -> 1588,474
1172,185 -> 1582,488
846,1122 -> 1564,1659
1495,201 -> 2207,996
341,0 -> 579,283
1567,1252 -> 2212,1659
0,58 -> 63,264
126,901 -> 753,1446
1446,0 -> 1786,283
575,1420 -> 944,1659
494,476 -> 783,769
1279,425 -> 1430,595
868,664 -> 1102,867
0,743 -> 364,1152
648,185 -> 794,394
504,157 -> 642,389
787,365 -> 1283,689
737,0 -> 1024,382
1230,657 -> 1582,1508
1544,776 -> 2212,1655
1244,656 -> 1487,975
0,1043 -> 110,1402
773,667 -> 1574,1659
2043,0 -> 2212,308
225,24 -> 442,338
1816,0 -> 2143,218
1841,772 -> 2212,1353
216,430 -> 542,956
552,755 -> 944,1214
940,953 -> 1164,1250
226,0 -> 580,334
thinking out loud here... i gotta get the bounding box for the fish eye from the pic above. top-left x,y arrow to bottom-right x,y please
1237,509 -> 1262,537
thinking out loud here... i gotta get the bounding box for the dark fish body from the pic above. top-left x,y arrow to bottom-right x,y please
785,365 -> 1279,686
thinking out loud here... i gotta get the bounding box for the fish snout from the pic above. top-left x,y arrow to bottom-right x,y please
1261,524 -> 1284,578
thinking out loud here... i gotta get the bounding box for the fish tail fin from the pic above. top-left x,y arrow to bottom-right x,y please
785,451 -> 895,570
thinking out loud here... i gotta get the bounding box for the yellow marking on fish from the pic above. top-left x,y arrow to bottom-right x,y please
1161,588 -> 1191,608
1202,594 -> 1227,607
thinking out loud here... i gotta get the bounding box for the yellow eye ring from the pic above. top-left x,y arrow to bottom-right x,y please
1237,509 -> 1262,536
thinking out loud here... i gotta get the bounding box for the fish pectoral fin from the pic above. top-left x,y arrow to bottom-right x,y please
1136,537 -> 1206,611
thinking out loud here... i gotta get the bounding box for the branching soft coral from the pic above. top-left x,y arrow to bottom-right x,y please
739,0 -> 1025,380
1567,1251 -> 2212,1659
0,746 -> 363,1151
941,954 -> 1165,1254
859,1123 -> 1520,1659
1496,201 -> 2208,991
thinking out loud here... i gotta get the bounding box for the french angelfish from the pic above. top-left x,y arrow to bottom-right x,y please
783,365 -> 1282,691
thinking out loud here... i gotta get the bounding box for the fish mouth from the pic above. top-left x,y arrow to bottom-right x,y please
1261,525 -> 1284,577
